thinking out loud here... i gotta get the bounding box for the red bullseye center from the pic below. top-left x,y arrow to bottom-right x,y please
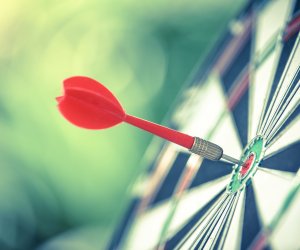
240,153 -> 255,176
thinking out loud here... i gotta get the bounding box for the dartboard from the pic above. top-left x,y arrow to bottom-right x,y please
108,0 -> 300,249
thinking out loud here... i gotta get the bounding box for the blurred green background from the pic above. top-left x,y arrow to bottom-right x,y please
0,0 -> 244,249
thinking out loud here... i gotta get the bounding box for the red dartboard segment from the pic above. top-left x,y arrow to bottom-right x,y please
240,153 -> 255,176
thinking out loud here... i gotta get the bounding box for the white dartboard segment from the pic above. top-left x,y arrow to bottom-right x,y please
265,116 -> 300,159
124,176 -> 229,250
252,168 -> 295,227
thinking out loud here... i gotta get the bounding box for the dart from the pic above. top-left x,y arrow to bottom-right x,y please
56,76 -> 239,164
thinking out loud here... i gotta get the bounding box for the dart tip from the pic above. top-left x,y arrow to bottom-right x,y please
221,154 -> 240,165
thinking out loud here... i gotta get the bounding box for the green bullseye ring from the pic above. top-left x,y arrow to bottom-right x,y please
227,135 -> 265,193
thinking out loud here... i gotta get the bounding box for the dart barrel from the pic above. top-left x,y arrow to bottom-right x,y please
189,137 -> 223,161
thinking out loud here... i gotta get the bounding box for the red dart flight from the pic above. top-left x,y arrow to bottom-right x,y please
56,76 -> 239,164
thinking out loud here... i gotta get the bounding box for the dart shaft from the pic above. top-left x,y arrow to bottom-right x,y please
124,115 -> 239,164
124,115 -> 227,162
124,114 -> 194,149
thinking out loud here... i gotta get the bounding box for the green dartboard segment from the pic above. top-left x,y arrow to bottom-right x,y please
227,136 -> 265,193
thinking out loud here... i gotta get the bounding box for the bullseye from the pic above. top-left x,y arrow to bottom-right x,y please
227,136 -> 265,193
240,153 -> 255,177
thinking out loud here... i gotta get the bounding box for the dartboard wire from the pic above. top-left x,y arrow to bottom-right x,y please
264,103 -> 299,149
199,194 -> 238,250
209,193 -> 240,250
261,81 -> 299,145
262,65 -> 299,138
192,194 -> 236,249
253,32 -> 278,70
264,116 -> 300,158
253,6 -> 298,138
156,155 -> 203,249
264,80 -> 299,144
259,33 -> 300,137
256,45 -> 296,138
264,85 -> 299,145
252,8 -> 300,135
216,190 -> 242,250
173,192 -> 229,250
248,168 -> 300,250
248,7 -> 287,140
265,106 -> 299,147
180,195 -> 232,249
182,196 -> 232,249
254,39 -> 284,138
257,167 -> 295,181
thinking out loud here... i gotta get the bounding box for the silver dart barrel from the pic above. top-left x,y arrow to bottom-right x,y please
189,137 -> 223,161
189,137 -> 240,164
